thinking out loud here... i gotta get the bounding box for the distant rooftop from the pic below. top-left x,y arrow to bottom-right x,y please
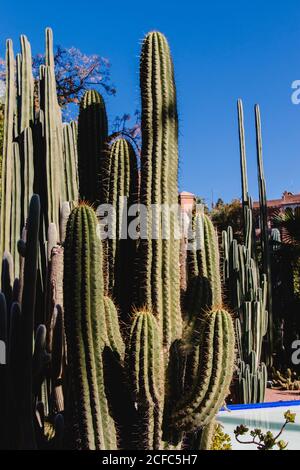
253,191 -> 300,209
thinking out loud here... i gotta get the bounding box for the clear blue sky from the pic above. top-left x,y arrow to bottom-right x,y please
1,0 -> 300,205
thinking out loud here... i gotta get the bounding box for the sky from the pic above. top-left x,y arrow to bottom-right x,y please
1,0 -> 300,206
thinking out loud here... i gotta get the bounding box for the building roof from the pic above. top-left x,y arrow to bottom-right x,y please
179,191 -> 195,197
253,191 -> 300,209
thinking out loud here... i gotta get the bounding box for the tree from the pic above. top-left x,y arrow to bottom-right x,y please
32,45 -> 116,108
274,207 -> 300,246
211,198 -> 243,240
112,110 -> 141,150
0,45 -> 116,121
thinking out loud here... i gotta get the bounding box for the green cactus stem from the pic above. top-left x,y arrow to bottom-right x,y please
137,31 -> 182,349
0,39 -> 15,272
100,134 -> 138,318
127,310 -> 164,449
170,308 -> 235,432
77,90 -> 108,203
63,204 -> 117,449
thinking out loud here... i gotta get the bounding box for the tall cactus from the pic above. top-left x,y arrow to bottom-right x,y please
136,31 -> 182,349
62,123 -> 79,202
63,204 -> 117,449
100,133 -> 138,318
19,35 -> 34,133
10,144 -> 21,278
223,228 -> 268,403
77,90 -> 108,203
0,39 -> 15,271
19,194 -> 40,449
221,99 -> 271,404
255,105 -> 273,361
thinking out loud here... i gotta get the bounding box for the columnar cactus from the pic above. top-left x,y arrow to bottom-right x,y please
21,127 -> 34,228
19,35 -> 34,133
63,204 -> 117,450
255,105 -> 273,359
62,123 -> 79,202
170,308 -> 235,431
136,31 -> 182,349
100,134 -> 138,318
221,100 -> 271,404
40,28 -> 66,229
185,211 -> 222,325
0,39 -> 15,271
127,310 -> 164,449
18,194 -> 40,449
10,144 -> 21,278
77,90 -> 108,203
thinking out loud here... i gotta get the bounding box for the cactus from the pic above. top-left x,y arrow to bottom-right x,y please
169,308 -> 235,432
127,309 -> 164,449
255,104 -> 273,359
1,252 -> 14,311
0,39 -> 15,270
18,194 -> 40,449
77,90 -> 108,203
185,211 -> 222,328
21,127 -> 34,228
100,133 -> 138,318
0,28 -> 236,451
10,144 -> 21,278
136,31 -> 182,350
103,296 -> 125,359
62,123 -> 78,202
221,99 -> 271,404
199,419 -> 217,450
63,204 -> 117,449
271,368 -> 300,391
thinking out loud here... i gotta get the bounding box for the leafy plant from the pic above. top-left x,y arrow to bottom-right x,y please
211,423 -> 232,450
234,411 -> 296,450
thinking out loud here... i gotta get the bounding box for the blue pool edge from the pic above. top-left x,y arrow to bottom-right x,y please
220,400 -> 300,412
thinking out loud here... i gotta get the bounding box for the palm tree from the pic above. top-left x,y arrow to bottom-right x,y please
274,207 -> 300,246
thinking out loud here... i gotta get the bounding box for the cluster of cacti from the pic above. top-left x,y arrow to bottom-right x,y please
271,368 -> 300,391
222,100 -> 272,404
0,28 -> 235,450
0,29 -> 78,292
